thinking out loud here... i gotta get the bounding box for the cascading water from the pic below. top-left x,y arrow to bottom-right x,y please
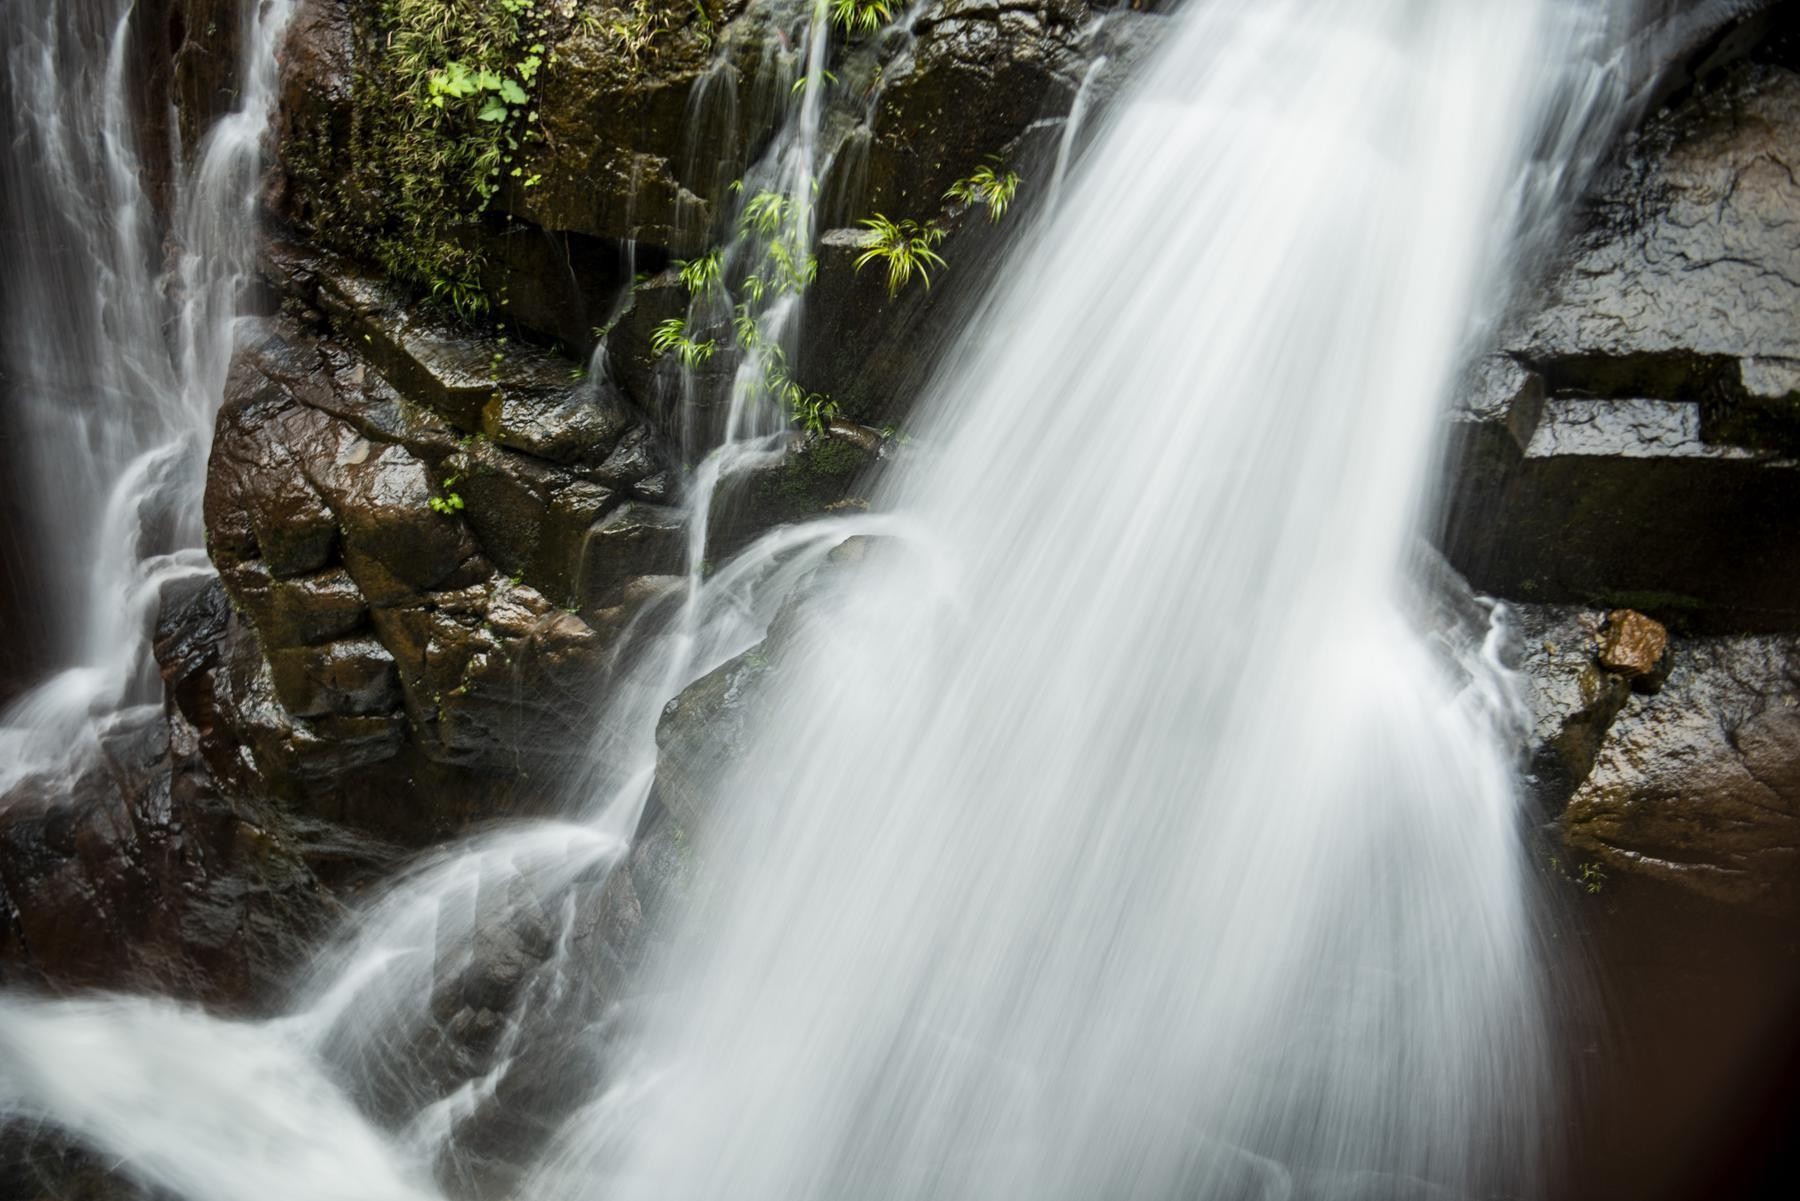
3,6 -> 881,1192
530,3 -> 1635,1199
1,0 -> 1647,1197
0,0 -> 295,787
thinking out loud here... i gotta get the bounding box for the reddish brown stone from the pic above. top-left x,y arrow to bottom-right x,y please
1599,609 -> 1671,679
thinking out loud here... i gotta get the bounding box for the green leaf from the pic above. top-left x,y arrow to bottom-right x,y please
499,78 -> 528,105
477,97 -> 509,122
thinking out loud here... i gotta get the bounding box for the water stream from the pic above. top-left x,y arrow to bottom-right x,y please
1,0 -> 1644,1198
0,0 -> 297,789
530,5 -> 1631,1199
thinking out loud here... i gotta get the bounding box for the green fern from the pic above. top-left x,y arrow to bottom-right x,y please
831,0 -> 892,34
853,215 -> 947,297
650,317 -> 719,367
945,162 -> 1021,222
676,248 -> 724,293
740,190 -> 792,238
790,69 -> 839,95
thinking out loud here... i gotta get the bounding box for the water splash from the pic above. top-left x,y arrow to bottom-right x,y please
0,996 -> 439,1201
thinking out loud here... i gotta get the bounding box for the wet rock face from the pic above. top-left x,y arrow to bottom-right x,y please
509,1 -> 738,257
267,0 -> 1132,358
1449,36 -> 1800,910
1444,61 -> 1800,633
1519,63 -> 1800,435
1516,605 -> 1800,915
269,0 -> 353,219
1513,606 -> 1638,811
652,645 -> 774,831
200,246 -> 685,833
1565,635 -> 1800,914
863,0 -> 1094,215
0,576 -> 340,1009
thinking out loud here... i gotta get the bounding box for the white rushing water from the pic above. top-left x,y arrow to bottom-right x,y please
0,0 -> 296,789
1,0 -> 1643,1197
535,3 -> 1630,1198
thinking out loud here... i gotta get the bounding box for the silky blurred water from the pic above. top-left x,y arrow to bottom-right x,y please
529,4 -> 1630,1199
0,0 -> 295,789
1,1 -> 1643,1198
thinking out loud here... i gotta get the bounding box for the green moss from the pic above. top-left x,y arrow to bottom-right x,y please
752,435 -> 873,523
285,1 -> 732,320
800,434 -> 866,480
286,0 -> 558,317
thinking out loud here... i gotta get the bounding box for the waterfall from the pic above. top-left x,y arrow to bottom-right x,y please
0,0 -> 296,789
0,0 -> 1642,1198
528,2 -> 1633,1199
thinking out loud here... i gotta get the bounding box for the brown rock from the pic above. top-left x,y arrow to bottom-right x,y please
1515,607 -> 1635,808
1599,609 -> 1672,691
1564,634 -> 1800,914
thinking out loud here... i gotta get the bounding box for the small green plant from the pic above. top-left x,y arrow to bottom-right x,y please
730,306 -> 838,432
788,385 -> 838,433
790,69 -> 839,95
677,248 -> 724,293
650,317 -> 719,367
426,60 -> 529,119
946,162 -> 1021,222
583,0 -> 674,60
740,189 -> 793,237
854,215 -> 947,297
293,0 -> 555,316
1548,854 -> 1610,895
831,0 -> 892,34
428,475 -> 466,515
734,187 -> 817,297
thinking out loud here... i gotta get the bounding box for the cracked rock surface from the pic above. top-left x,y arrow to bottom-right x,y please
1519,62 -> 1800,446
1564,634 -> 1800,914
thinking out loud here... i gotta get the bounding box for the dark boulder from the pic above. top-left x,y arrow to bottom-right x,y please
1513,605 -> 1639,812
651,645 -> 774,832
704,422 -> 883,559
195,246 -> 681,834
1563,633 -> 1800,915
1514,599 -> 1800,915
0,577 -> 342,1010
1442,62 -> 1800,633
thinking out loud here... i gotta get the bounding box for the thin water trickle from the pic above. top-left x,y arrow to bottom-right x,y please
1,0 -> 1646,1198
1050,52 -> 1109,205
